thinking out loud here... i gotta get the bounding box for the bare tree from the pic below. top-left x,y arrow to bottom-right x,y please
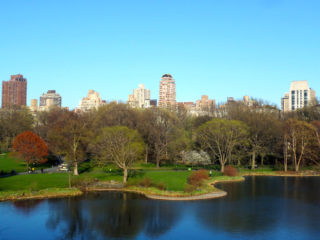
284,119 -> 315,172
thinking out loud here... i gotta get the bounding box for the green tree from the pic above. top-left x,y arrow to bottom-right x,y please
93,126 -> 144,183
196,119 -> 248,172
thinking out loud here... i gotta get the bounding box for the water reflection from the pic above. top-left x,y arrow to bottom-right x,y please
13,199 -> 43,215
45,192 -> 183,239
1,177 -> 320,239
196,177 -> 320,237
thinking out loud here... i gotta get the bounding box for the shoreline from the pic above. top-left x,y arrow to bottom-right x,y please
1,171 -> 319,202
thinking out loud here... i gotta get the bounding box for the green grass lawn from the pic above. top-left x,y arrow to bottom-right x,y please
0,173 -> 69,191
0,165 -> 239,194
0,153 -> 27,173
128,170 -> 192,191
78,167 -> 123,182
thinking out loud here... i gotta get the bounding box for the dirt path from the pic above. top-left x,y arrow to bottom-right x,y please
145,190 -> 227,201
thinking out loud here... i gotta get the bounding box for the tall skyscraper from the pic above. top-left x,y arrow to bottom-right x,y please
127,84 -> 151,108
281,80 -> 316,112
39,90 -> 62,111
159,74 -> 176,110
1,74 -> 27,108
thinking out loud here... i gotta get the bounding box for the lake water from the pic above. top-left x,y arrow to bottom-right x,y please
0,176 -> 319,239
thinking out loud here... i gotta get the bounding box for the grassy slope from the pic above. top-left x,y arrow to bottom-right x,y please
0,153 -> 26,173
132,170 -> 192,191
0,173 -> 69,191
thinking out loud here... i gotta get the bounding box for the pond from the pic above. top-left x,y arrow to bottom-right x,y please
0,176 -> 319,239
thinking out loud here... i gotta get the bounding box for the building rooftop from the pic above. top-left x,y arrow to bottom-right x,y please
162,74 -> 172,78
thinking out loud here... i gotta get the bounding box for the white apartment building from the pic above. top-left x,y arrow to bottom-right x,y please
76,90 -> 106,112
128,84 -> 150,108
281,80 -> 316,112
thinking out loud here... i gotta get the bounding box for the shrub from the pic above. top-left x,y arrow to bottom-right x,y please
155,182 -> 166,191
224,165 -> 238,176
139,177 -> 152,188
71,177 -> 92,190
184,184 -> 196,193
188,169 -> 209,187
182,150 -> 211,166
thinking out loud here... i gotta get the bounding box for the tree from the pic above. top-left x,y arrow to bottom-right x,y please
93,126 -> 144,183
47,109 -> 89,175
12,131 -> 48,170
284,119 -> 315,172
137,109 -> 180,168
311,121 -> 320,147
239,110 -> 281,170
196,119 -> 248,172
0,106 -> 34,152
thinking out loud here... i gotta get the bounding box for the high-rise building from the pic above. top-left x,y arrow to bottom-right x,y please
281,93 -> 289,113
159,74 -> 176,111
127,84 -> 150,108
39,90 -> 62,111
1,74 -> 27,108
195,95 -> 216,115
150,99 -> 157,107
281,80 -> 316,112
30,99 -> 38,112
76,90 -> 106,112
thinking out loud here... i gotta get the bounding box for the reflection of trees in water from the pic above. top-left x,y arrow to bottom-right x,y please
143,201 -> 182,237
45,192 -> 182,239
197,177 -> 280,234
13,199 -> 43,215
46,198 -> 94,239
86,192 -> 145,238
197,177 -> 320,236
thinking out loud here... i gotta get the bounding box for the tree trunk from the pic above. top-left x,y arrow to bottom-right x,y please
123,168 -> 128,183
145,145 -> 148,164
261,154 -> 265,166
283,139 -> 288,172
221,162 -> 225,173
295,164 -> 299,172
251,151 -> 256,170
284,155 -> 288,172
237,159 -> 241,167
73,161 -> 79,176
156,152 -> 160,168
68,171 -> 71,188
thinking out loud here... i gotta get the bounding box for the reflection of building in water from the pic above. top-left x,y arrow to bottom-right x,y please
76,90 -> 106,112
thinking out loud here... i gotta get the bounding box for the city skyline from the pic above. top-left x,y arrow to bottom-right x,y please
0,0 -> 319,108
0,73 -> 318,111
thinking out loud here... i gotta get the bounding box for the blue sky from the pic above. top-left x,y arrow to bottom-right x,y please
0,0 -> 319,109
